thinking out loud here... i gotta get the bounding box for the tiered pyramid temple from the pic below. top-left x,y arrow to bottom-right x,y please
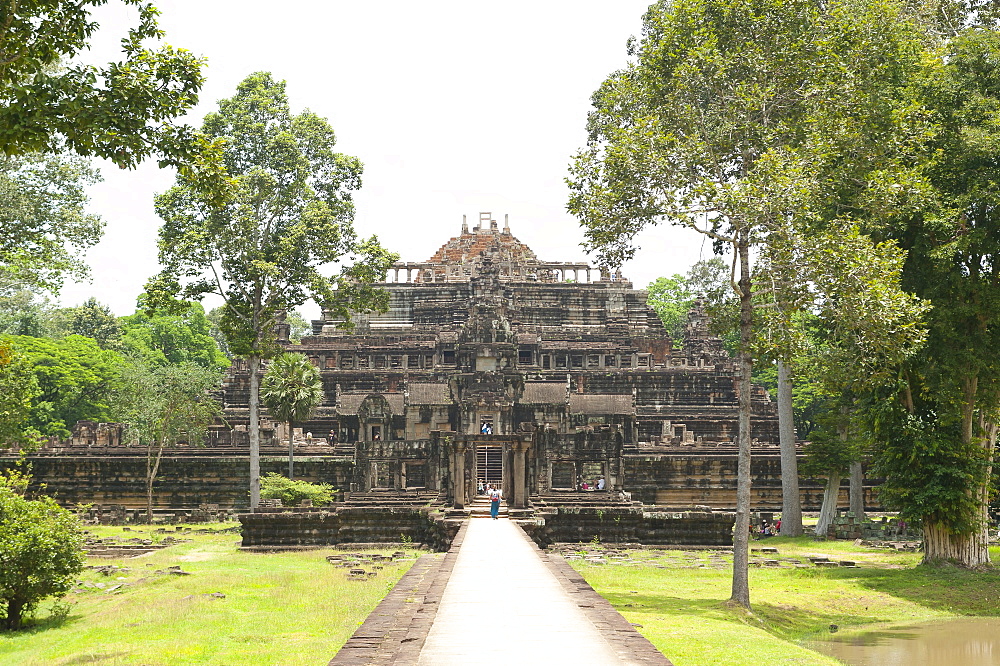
226,212 -> 782,510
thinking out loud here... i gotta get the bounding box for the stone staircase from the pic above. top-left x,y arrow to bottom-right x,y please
469,495 -> 508,519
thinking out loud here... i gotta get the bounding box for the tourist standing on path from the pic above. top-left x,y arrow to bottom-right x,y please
489,486 -> 502,519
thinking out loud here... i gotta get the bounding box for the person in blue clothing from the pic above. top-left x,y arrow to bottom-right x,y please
489,486 -> 502,519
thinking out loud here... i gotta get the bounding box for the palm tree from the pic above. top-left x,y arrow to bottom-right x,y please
260,352 -> 324,479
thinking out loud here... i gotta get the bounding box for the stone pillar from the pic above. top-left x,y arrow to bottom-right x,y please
512,441 -> 528,509
453,441 -> 467,509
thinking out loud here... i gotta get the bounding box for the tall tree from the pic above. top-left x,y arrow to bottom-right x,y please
148,72 -> 396,509
567,0 -> 927,608
870,28 -> 1000,565
260,352 -> 324,479
113,360 -> 221,521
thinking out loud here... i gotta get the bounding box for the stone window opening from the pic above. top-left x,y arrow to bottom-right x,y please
604,355 -> 617,367
587,354 -> 600,368
357,356 -> 370,369
637,355 -> 649,367
390,355 -> 402,368
324,356 -> 336,369
518,349 -> 533,365
621,355 -> 632,367
442,350 -> 456,365
407,354 -> 420,368
375,356 -> 387,369
556,355 -> 568,369
541,354 -> 551,369
371,425 -> 382,441
425,354 -> 434,367
571,355 -> 583,368
340,356 -> 354,369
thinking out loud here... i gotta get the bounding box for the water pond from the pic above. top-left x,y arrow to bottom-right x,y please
808,617 -> 1000,665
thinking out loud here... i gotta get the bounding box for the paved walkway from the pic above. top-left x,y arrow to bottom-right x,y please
417,517 -> 637,664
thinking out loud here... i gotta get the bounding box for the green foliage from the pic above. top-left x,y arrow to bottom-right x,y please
259,473 -> 334,507
9,335 -> 126,438
119,301 -> 228,370
260,353 -> 323,429
148,71 -> 398,360
0,338 -> 41,447
870,389 -> 990,535
69,298 -> 120,350
865,28 -> 1000,540
645,274 -> 692,342
285,310 -> 311,344
0,476 -> 85,630
0,1 -> 209,170
0,153 -> 102,294
753,361 -> 830,440
113,360 -> 222,450
800,415 -> 865,479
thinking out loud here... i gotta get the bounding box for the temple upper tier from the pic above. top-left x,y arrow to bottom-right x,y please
386,212 -> 603,284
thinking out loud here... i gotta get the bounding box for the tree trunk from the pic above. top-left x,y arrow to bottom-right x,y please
146,444 -> 154,524
849,460 -> 864,519
287,419 -> 294,480
815,472 -> 841,537
777,360 -> 802,536
730,232 -> 752,610
923,520 -> 990,566
147,439 -> 165,524
923,374 -> 991,565
4,597 -> 25,630
249,355 -> 261,509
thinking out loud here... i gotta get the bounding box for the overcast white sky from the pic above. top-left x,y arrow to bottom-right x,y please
59,1 -> 715,318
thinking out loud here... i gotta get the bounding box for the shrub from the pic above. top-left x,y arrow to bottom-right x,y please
0,473 -> 85,630
259,473 -> 335,507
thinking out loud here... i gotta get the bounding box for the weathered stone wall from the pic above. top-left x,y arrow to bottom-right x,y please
624,453 -> 880,510
0,453 -> 354,510
525,507 -> 736,547
238,506 -> 460,551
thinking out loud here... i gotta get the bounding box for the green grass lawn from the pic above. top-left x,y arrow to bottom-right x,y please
0,524 -> 420,665
570,537 -> 1000,666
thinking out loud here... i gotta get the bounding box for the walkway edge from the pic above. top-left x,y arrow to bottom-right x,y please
329,520 -> 469,665
514,524 -> 674,665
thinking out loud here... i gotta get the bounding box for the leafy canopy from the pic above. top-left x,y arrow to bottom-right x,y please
0,0 -> 211,170
113,359 -> 222,450
120,301 -> 228,370
0,153 -> 102,294
9,334 -> 126,438
0,338 -> 41,447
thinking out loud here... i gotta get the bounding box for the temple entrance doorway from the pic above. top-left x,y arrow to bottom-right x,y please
476,444 -> 503,487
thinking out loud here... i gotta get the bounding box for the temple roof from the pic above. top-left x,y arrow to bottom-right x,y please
425,213 -> 538,266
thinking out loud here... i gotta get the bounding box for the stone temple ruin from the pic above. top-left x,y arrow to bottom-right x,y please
2,213 -> 874,546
